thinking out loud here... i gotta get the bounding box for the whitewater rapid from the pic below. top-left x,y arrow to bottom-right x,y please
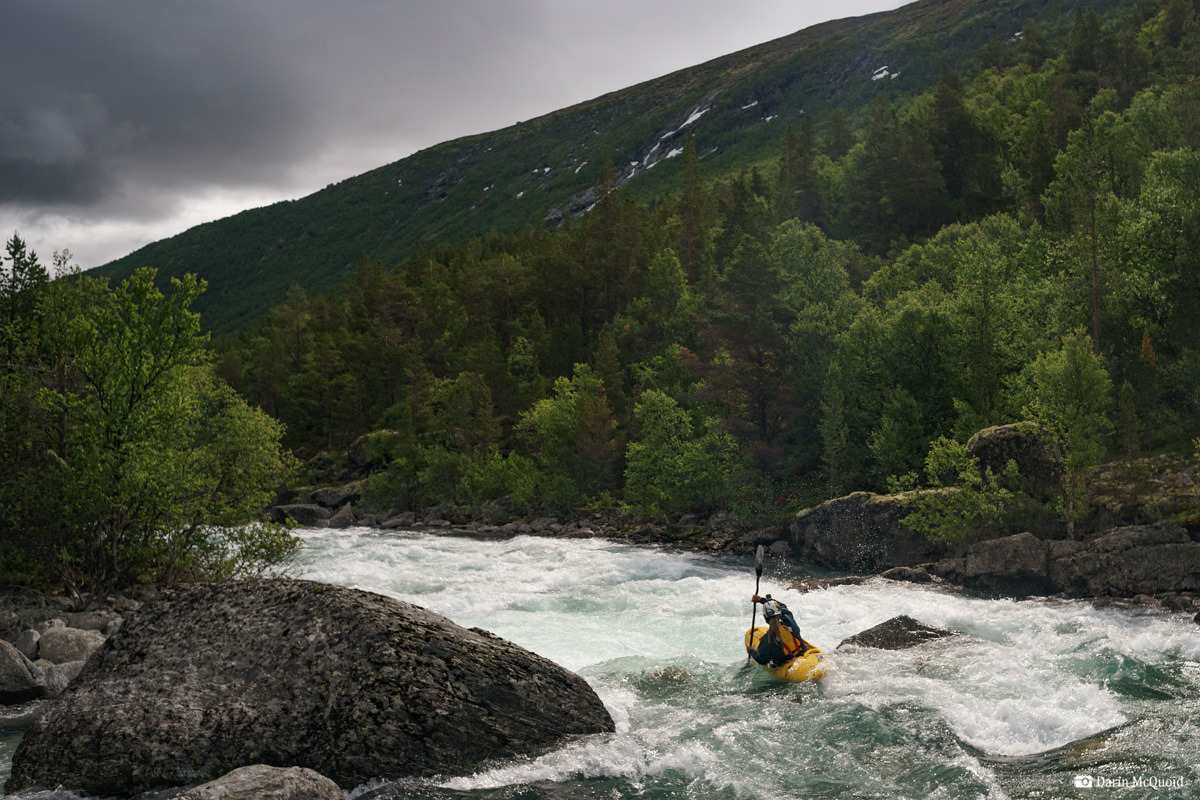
290,527 -> 1200,800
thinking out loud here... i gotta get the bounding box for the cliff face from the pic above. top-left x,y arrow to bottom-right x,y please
8,579 -> 614,797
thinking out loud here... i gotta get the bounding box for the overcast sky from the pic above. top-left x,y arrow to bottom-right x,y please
2,0 -> 913,271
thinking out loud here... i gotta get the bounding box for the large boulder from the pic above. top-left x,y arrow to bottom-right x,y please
785,492 -> 952,572
37,626 -> 105,664
8,579 -> 614,797
271,503 -> 333,527
837,615 -> 959,650
967,423 -> 1062,500
177,764 -> 342,800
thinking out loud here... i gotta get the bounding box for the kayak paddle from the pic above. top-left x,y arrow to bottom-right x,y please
745,544 -> 764,666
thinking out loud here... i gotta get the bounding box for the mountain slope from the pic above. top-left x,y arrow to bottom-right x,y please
91,0 -> 1129,334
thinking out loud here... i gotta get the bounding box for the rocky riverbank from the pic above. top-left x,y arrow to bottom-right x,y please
272,425 -> 1200,617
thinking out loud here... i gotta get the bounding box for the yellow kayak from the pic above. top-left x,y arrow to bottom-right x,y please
745,627 -> 826,682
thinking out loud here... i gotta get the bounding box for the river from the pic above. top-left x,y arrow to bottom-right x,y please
293,527 -> 1199,800
3,526 -> 1199,799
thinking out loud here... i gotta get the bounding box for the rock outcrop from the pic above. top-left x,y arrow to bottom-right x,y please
929,522 -> 1200,599
785,492 -> 952,572
1081,454 -> 1200,535
8,578 -> 614,798
837,615 -> 959,650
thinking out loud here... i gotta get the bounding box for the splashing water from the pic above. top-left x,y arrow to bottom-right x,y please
291,528 -> 1200,799
3,527 -> 1197,799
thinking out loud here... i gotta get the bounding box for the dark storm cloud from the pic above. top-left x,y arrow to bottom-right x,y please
1,1 -> 312,212
1,0 -> 912,267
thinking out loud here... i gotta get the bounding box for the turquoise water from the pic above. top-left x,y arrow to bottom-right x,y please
3,527 -> 1198,799
294,528 -> 1200,800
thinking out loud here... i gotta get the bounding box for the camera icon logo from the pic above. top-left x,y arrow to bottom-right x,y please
1074,775 -> 1094,788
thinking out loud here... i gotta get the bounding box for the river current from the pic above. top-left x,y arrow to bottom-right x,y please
3,526 -> 1199,799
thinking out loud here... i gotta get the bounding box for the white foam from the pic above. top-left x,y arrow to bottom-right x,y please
292,529 -> 1197,790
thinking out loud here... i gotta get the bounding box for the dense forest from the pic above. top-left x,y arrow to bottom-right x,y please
212,4 -> 1200,524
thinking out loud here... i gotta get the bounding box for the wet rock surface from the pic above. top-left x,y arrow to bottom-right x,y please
7,578 -> 614,798
837,615 -> 959,650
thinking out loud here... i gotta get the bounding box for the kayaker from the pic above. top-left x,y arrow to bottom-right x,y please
746,595 -> 809,668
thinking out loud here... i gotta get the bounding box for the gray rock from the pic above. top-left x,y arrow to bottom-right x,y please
786,492 -> 953,572
0,611 -> 22,643
176,764 -> 342,800
962,531 -> 1056,595
272,503 -> 333,527
838,615 -> 959,651
0,640 -> 45,704
381,511 -> 416,529
326,502 -> 356,529
8,578 -> 614,797
41,660 -> 85,698
36,626 -> 104,664
14,629 -> 40,660
62,610 -> 120,632
1048,521 -> 1200,597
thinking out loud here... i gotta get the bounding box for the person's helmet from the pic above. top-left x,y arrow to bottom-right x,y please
762,599 -> 782,619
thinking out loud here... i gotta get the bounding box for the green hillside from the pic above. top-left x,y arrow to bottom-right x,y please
90,0 -> 1127,334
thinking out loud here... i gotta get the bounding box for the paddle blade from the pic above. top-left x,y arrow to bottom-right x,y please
755,544 -> 764,577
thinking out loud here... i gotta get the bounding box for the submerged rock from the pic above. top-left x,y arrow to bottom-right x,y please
8,578 -> 614,798
837,615 -> 958,651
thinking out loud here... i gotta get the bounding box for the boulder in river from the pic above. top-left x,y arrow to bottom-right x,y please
837,615 -> 959,650
8,578 -> 614,797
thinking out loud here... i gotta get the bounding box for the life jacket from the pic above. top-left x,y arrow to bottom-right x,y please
775,604 -> 808,659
